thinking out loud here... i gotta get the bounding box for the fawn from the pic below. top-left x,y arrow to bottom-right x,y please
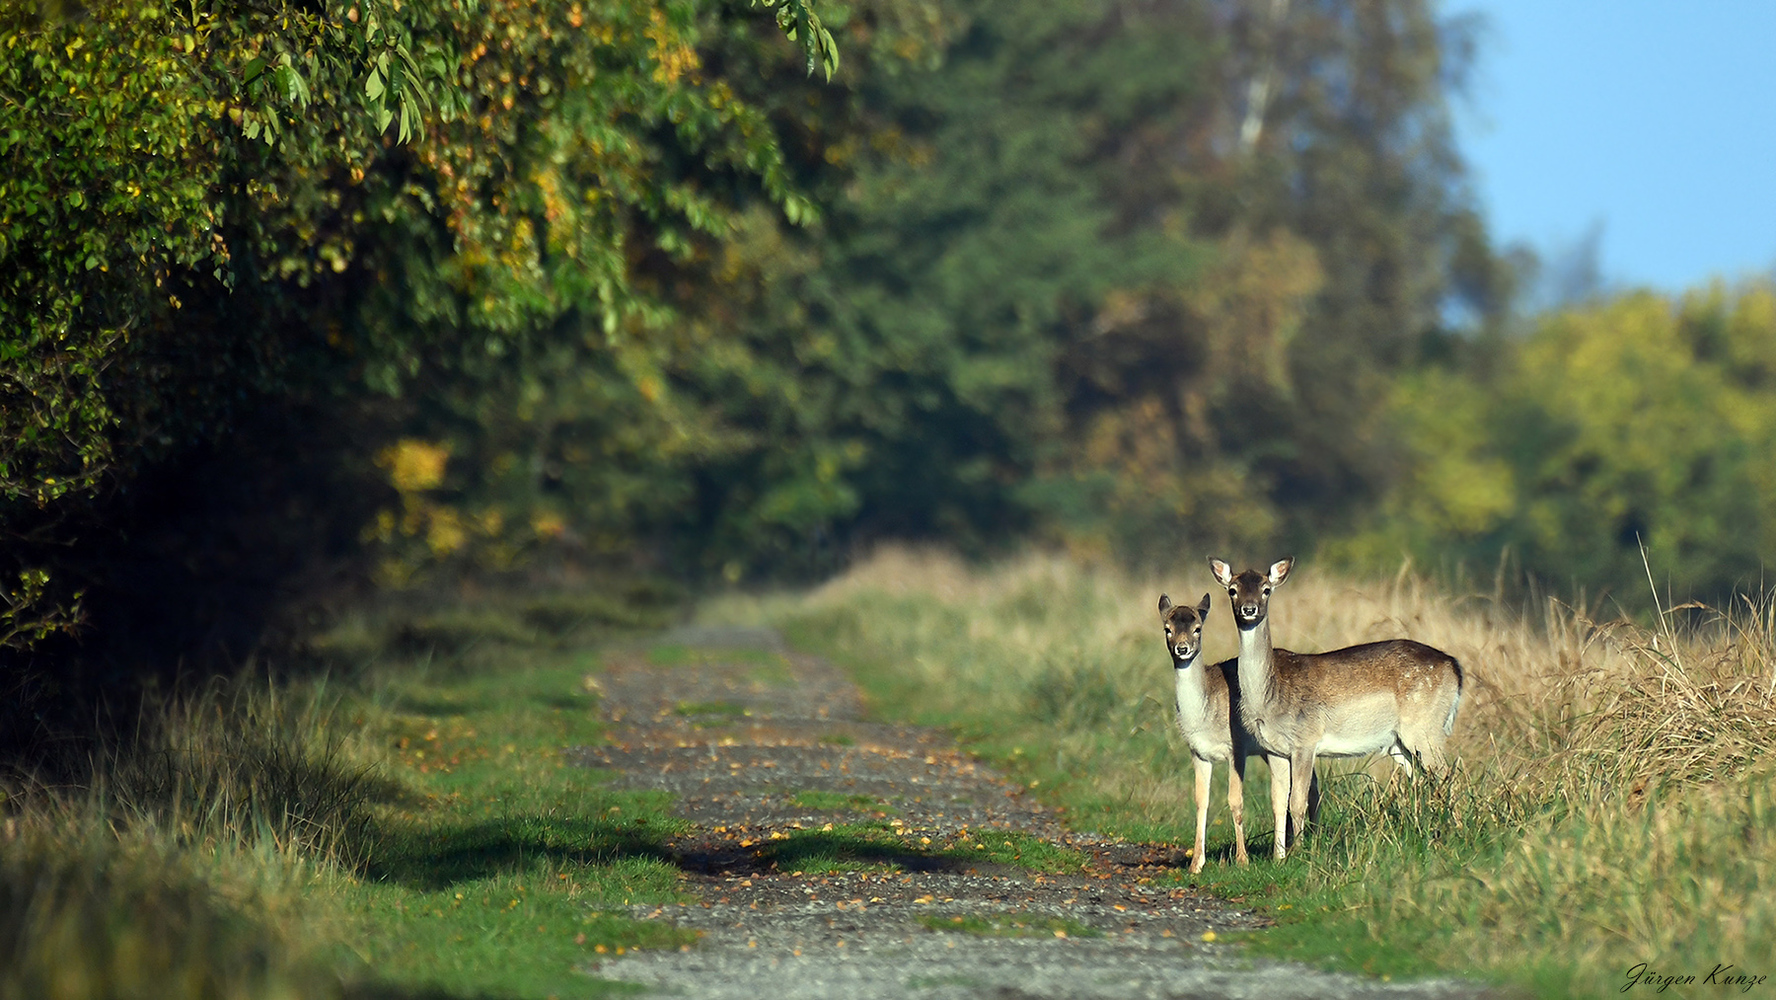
1158,592 -> 1316,871
1207,557 -> 1462,859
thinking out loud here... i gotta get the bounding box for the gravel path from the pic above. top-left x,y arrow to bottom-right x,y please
570,626 -> 1494,999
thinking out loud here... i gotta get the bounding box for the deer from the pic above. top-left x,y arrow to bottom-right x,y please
1157,591 -> 1316,872
1207,557 -> 1463,860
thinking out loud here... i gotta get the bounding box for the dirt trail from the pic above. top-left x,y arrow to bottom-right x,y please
572,626 -> 1489,999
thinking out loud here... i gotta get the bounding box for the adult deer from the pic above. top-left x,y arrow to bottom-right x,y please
1157,592 -> 1316,872
1207,557 -> 1462,859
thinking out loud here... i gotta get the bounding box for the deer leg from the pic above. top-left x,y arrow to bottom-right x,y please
1268,754 -> 1291,860
1387,740 -> 1417,778
1228,751 -> 1249,866
1288,748 -> 1316,851
1191,756 -> 1212,874
1410,732 -> 1450,776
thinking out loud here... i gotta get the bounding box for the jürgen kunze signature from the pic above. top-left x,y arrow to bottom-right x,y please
1623,963 -> 1769,993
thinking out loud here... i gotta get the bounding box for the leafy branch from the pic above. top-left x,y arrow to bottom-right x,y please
755,0 -> 838,79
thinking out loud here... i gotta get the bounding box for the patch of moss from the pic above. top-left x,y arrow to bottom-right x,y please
789,790 -> 896,815
918,912 -> 1101,939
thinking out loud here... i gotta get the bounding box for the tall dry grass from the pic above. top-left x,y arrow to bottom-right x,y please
0,678 -> 380,1000
0,813 -> 337,1000
732,546 -> 1776,992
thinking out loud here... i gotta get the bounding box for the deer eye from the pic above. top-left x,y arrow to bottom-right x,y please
1262,586 -> 1271,595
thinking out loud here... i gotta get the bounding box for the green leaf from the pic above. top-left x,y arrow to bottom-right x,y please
273,64 -> 309,107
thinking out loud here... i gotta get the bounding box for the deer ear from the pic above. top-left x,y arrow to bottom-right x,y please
1158,593 -> 1174,616
1208,558 -> 1234,586
1196,593 -> 1212,617
1269,557 -> 1294,586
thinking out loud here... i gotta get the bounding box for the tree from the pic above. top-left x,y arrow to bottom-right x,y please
671,0 -> 1230,568
694,0 -> 1501,565
1361,281 -> 1776,604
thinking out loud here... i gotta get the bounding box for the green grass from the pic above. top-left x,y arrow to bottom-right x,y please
788,790 -> 896,814
942,830 -> 1086,872
918,912 -> 1101,939
760,823 -> 913,874
335,863 -> 692,998
755,822 -> 1088,876
673,699 -> 751,719
327,640 -> 697,997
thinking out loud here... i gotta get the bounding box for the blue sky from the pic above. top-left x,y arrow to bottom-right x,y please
1450,1 -> 1776,294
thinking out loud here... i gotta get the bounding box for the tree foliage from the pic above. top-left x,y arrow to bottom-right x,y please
7,0 -> 1757,674
667,0 -> 1501,566
2,0 -> 1508,652
1356,281 -> 1776,603
0,0 -> 842,647
691,0 -> 1222,567
3,0 -> 1756,698
348,0 -> 955,583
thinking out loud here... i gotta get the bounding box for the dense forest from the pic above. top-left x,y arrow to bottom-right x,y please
4,0 -> 1775,720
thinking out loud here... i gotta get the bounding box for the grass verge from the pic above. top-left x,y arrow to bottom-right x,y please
325,644 -> 696,997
